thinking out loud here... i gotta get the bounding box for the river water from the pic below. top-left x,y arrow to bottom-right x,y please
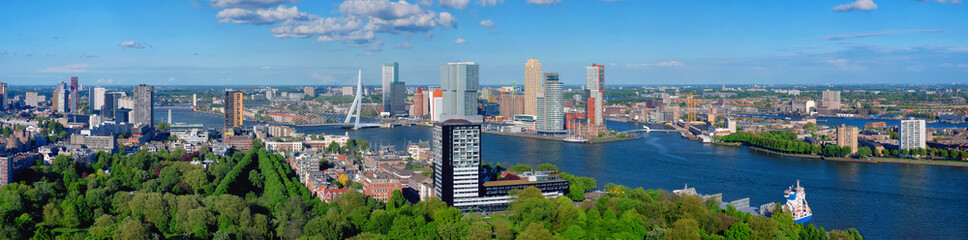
158,108 -> 968,239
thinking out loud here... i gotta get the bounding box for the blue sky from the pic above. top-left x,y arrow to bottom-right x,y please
0,0 -> 966,86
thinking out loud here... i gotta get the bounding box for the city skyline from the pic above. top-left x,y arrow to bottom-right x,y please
1,1 -> 966,86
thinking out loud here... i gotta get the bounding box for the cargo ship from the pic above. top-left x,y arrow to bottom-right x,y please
782,180 -> 812,224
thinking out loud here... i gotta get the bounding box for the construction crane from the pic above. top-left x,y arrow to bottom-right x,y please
680,93 -> 698,122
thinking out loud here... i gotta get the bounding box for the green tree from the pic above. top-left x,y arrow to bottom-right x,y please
724,222 -> 751,240
516,223 -> 552,240
664,219 -> 700,240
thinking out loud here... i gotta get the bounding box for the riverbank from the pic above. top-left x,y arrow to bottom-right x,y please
745,145 -> 968,167
747,146 -> 822,159
482,130 -> 638,144
872,157 -> 968,167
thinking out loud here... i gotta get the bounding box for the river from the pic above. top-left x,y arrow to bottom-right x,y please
160,108 -> 968,239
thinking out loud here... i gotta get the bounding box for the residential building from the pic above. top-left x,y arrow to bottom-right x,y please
524,58 -> 542,116
836,124 -> 859,154
132,84 -> 154,126
55,82 -> 69,112
900,119 -> 927,150
440,62 -> 481,122
499,93 -> 525,119
303,86 -> 315,97
412,88 -> 426,117
536,73 -> 564,133
363,171 -> 403,202
224,90 -> 244,134
433,119 -> 482,209
0,153 -> 41,186
586,64 -> 605,125
0,82 -> 6,110
25,92 -> 38,107
822,90 -> 841,110
69,77 -> 80,113
225,135 -> 253,151
430,89 -> 443,122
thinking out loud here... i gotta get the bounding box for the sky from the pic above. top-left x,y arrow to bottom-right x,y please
0,0 -> 966,87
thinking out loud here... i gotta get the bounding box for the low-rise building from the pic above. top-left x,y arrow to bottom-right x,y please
362,171 -> 402,202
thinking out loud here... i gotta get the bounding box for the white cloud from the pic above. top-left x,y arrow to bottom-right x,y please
479,0 -> 505,6
40,64 -> 90,73
527,0 -> 560,5
340,0 -> 425,20
210,0 -> 294,8
832,0 -> 877,12
396,41 -> 413,49
480,19 -> 494,28
454,38 -> 467,44
439,0 -> 471,10
656,61 -> 685,68
217,5 -> 307,24
119,41 -> 145,49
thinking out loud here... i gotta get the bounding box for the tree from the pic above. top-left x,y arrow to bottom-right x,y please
516,223 -> 552,240
508,164 -> 532,173
724,222 -> 751,240
185,169 -> 209,194
115,217 -> 151,240
536,163 -> 559,171
663,219 -> 700,240
857,147 -> 872,157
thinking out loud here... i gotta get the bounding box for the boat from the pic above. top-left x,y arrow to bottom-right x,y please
563,137 -> 588,143
782,180 -> 813,224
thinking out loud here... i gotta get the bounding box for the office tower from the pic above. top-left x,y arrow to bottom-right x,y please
89,87 -> 106,113
430,89 -> 443,122
224,90 -> 244,133
413,88 -> 425,117
432,119 -> 482,209
192,93 -> 197,110
69,77 -> 80,112
524,59 -> 542,116
55,82 -> 69,112
586,64 -> 605,125
382,62 -> 400,115
822,90 -> 841,110
900,119 -> 926,150
132,84 -> 154,126
303,86 -> 315,97
102,92 -> 122,120
392,81 -> 406,116
536,73 -> 564,133
440,62 -> 481,122
836,124 -> 859,154
115,108 -> 131,124
499,93 -> 524,119
25,92 -> 38,107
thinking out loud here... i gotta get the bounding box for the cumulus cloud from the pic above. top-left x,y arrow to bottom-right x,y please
527,0 -> 560,5
656,61 -> 685,68
340,0 -> 425,19
480,19 -> 494,27
396,41 -> 414,49
825,30 -> 948,41
40,64 -> 90,73
217,5 -> 307,24
479,0 -> 505,6
454,38 -> 467,44
439,0 -> 471,9
210,0 -> 294,8
119,41 -> 145,49
832,0 -> 877,12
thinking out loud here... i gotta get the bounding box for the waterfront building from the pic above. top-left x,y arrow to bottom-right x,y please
536,73 -> 564,133
586,64 -> 605,125
498,93 -> 525,120
430,89 -> 443,122
524,58 -> 542,116
224,90 -> 244,134
440,62 -> 482,122
54,82 -> 69,112
303,86 -> 315,97
132,84 -> 154,126
90,87 -> 106,113
836,124 -> 859,154
900,119 -> 926,150
25,92 -> 38,107
382,62 -> 407,116
822,90 -> 841,110
412,88 -> 426,117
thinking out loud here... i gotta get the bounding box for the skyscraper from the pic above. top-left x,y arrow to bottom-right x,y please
524,59 -> 542,116
0,82 -> 7,110
55,82 -> 69,113
102,92 -> 122,121
132,84 -> 154,126
224,90 -> 244,134
536,73 -> 564,133
433,119 -> 482,209
822,90 -> 841,110
440,62 -> 481,122
586,65 -> 606,126
499,93 -> 525,119
900,119 -> 926,150
90,87 -> 106,113
382,62 -> 402,115
391,81 -> 406,116
430,89 -> 443,122
836,124 -> 859,154
412,88 -> 425,117
69,77 -> 79,113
